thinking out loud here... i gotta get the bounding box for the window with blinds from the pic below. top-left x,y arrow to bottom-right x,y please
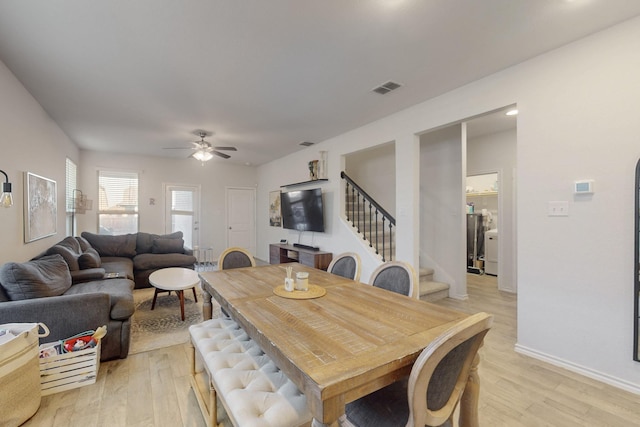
65,158 -> 77,235
66,158 -> 77,213
98,170 -> 139,235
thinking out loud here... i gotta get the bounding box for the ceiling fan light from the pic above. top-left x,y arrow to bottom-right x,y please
191,150 -> 213,162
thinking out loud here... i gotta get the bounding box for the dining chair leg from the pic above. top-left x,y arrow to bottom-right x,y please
459,353 -> 481,427
312,418 -> 343,427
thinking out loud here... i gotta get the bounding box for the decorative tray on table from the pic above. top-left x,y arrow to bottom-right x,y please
273,284 -> 326,300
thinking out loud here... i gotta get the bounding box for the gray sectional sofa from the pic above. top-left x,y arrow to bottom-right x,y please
0,232 -> 196,361
80,231 -> 196,289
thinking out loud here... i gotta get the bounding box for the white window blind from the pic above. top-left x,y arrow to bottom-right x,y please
172,190 -> 193,212
65,158 -> 77,213
98,170 -> 139,235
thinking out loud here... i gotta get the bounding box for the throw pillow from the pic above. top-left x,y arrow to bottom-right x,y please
135,232 -> 155,254
0,254 -> 72,300
152,238 -> 185,254
57,236 -> 81,253
46,244 -> 80,271
136,231 -> 183,254
81,232 -> 137,257
78,248 -> 102,269
76,236 -> 92,251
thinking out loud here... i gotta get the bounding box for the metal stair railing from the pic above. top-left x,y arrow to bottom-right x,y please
341,171 -> 396,261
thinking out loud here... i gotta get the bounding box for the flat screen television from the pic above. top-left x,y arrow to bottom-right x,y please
280,188 -> 325,232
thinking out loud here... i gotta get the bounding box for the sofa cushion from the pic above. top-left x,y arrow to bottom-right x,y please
0,284 -> 9,302
133,253 -> 196,270
0,254 -> 72,300
100,257 -> 135,280
76,236 -> 92,251
46,244 -> 80,271
78,248 -> 102,269
63,278 -> 135,320
81,232 -> 137,257
152,237 -> 185,254
57,236 -> 82,253
70,268 -> 107,283
136,231 -> 183,254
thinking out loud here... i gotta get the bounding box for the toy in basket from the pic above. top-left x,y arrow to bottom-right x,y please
39,326 -> 107,396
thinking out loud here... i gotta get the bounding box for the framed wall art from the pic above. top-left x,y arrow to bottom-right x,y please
24,172 -> 57,242
269,190 -> 282,227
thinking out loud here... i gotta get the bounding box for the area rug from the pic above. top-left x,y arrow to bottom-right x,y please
129,287 -> 220,354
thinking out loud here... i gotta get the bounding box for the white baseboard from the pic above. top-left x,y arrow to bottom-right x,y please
514,344 -> 640,395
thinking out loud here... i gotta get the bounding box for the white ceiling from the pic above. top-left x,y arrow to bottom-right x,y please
0,1 -> 639,165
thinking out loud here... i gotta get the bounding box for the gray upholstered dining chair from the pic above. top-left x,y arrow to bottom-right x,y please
368,261 -> 419,299
218,247 -> 256,270
327,252 -> 362,282
343,312 -> 493,427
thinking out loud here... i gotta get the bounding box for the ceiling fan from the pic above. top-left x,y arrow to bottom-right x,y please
164,130 -> 237,161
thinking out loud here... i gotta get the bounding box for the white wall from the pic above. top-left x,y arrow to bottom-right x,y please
257,17 -> 640,392
467,128 -> 517,292
420,125 -> 466,298
344,142 -> 396,216
78,151 -> 257,259
0,60 -> 79,264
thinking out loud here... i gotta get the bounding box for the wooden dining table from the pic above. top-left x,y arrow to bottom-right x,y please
199,263 -> 480,427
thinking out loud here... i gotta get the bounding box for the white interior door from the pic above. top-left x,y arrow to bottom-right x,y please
226,187 -> 256,255
165,184 -> 200,249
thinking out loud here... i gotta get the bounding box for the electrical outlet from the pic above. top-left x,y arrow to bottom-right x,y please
548,201 -> 569,217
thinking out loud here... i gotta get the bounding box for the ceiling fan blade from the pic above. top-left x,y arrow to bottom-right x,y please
213,151 -> 231,159
214,146 -> 237,151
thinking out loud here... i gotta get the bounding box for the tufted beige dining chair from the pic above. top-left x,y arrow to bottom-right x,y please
327,252 -> 362,282
368,260 -> 419,299
217,247 -> 256,270
343,312 -> 493,427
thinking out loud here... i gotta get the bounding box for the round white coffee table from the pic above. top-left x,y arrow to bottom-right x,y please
149,267 -> 200,321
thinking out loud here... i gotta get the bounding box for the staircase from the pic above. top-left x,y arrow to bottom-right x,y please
341,171 -> 450,301
418,267 -> 450,302
342,171 -> 395,261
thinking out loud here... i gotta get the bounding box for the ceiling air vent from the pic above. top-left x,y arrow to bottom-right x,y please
372,81 -> 403,95
299,141 -> 314,147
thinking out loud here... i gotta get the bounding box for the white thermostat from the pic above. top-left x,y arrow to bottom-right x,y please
574,180 -> 594,194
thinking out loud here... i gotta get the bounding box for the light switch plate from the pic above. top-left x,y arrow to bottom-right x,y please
548,201 -> 569,217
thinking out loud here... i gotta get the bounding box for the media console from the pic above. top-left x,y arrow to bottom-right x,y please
269,243 -> 333,271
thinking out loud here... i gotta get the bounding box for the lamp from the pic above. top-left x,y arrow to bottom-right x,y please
0,170 -> 13,208
191,150 -> 213,163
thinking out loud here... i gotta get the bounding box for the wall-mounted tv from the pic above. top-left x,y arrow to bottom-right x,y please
280,188 -> 325,232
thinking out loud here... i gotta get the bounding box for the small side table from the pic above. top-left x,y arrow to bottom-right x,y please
149,267 -> 200,321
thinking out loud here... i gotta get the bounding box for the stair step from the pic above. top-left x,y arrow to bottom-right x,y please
419,280 -> 449,302
419,267 -> 434,283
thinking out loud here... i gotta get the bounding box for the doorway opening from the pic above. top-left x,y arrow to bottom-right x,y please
465,107 -> 517,293
466,172 -> 498,275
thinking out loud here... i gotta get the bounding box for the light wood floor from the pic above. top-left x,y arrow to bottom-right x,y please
23,274 -> 640,427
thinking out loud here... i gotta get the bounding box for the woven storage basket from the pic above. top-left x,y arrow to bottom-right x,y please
0,323 -> 49,427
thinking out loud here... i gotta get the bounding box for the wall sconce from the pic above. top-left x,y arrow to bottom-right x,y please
0,170 -> 13,208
